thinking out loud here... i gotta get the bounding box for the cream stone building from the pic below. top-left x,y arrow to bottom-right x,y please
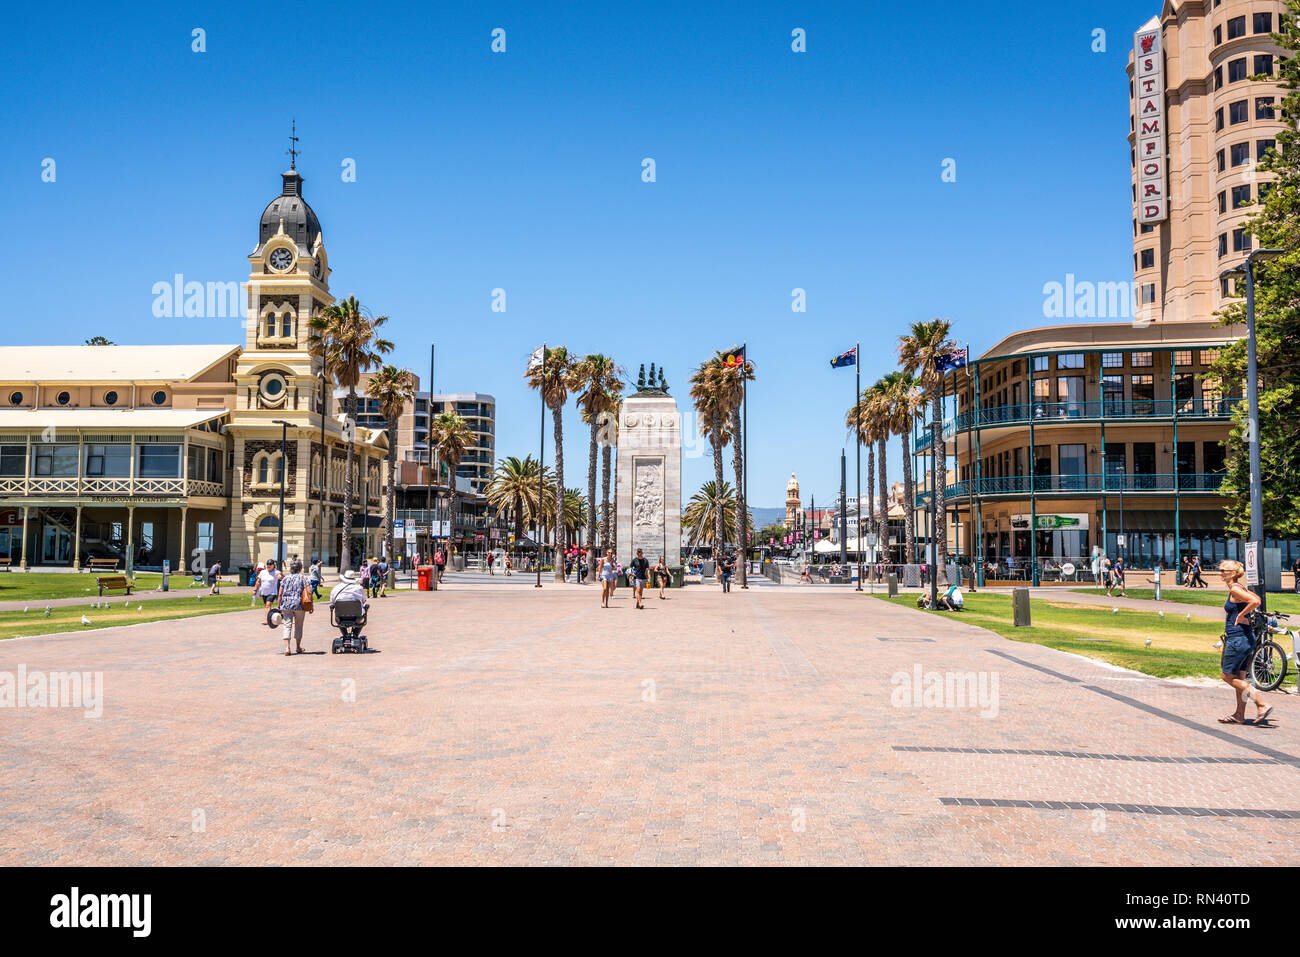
0,163 -> 387,573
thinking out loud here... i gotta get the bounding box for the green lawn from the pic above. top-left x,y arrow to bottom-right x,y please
0,571 -> 227,602
1070,587 -> 1300,615
0,593 -> 259,641
879,592 -> 1296,684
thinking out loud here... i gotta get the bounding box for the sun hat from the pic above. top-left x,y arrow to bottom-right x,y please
341,569 -> 358,582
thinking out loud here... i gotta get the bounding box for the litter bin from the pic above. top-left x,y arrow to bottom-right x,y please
1013,587 -> 1031,627
887,572 -> 898,597
417,565 -> 434,591
239,564 -> 253,588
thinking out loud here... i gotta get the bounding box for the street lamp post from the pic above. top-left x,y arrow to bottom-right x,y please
272,419 -> 290,567
1221,248 -> 1283,610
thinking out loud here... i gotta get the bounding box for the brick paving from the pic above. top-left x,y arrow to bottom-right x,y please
0,581 -> 1297,866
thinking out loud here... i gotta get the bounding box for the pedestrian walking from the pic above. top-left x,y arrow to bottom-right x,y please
376,557 -> 389,597
630,548 -> 650,609
309,559 -> 323,600
487,551 -> 495,576
208,560 -> 222,595
1216,559 -> 1272,726
1190,555 -> 1206,588
1107,556 -> 1127,598
434,547 -> 446,583
599,549 -> 617,608
504,554 -> 512,576
277,558 -> 312,656
720,553 -> 735,593
655,555 -> 670,599
256,559 -> 281,611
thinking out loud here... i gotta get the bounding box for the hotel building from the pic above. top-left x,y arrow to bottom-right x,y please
0,163 -> 388,572
914,0 -> 1296,584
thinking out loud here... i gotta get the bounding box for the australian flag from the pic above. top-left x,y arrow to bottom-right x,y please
830,346 -> 857,369
936,347 -> 969,372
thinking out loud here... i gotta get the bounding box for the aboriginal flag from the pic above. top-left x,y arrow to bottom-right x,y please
720,345 -> 746,367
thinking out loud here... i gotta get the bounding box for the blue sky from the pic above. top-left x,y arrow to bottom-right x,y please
0,0 -> 1157,508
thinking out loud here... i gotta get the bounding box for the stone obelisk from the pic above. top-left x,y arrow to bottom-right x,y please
615,363 -> 681,570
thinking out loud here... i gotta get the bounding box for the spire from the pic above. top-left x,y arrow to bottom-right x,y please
286,118 -> 300,170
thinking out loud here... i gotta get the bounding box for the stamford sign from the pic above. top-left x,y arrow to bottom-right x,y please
1134,17 -> 1167,224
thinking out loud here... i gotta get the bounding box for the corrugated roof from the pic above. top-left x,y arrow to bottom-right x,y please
0,408 -> 229,430
0,345 -> 238,382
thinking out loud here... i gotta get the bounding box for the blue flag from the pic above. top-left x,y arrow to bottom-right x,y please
936,347 -> 968,372
830,347 -> 857,369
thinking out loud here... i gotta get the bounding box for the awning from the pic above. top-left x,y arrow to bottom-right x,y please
1099,508 -> 1227,532
0,408 -> 229,430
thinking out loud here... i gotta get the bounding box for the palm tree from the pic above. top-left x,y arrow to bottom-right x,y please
575,354 -> 624,582
429,411 -> 472,488
308,295 -> 394,570
848,386 -> 880,563
366,364 -> 416,580
899,318 -> 957,585
689,357 -> 734,560
525,346 -> 576,582
878,371 -> 927,564
486,455 -> 542,547
681,480 -> 750,552
83,336 -> 115,345
720,354 -> 755,584
600,397 -> 621,557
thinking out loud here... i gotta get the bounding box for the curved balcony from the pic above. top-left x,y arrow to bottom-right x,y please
927,473 -> 1227,504
915,398 -> 1240,451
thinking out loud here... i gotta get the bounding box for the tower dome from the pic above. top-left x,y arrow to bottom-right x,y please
256,169 -> 321,255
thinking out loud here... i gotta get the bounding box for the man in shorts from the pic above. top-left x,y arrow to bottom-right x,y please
630,549 -> 651,610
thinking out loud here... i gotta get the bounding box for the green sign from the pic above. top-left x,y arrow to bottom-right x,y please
1037,515 -> 1080,529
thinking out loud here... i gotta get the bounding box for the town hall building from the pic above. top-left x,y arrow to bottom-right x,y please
0,163 -> 388,574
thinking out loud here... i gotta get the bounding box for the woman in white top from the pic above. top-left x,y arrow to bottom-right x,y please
599,550 -> 618,608
256,559 -> 282,611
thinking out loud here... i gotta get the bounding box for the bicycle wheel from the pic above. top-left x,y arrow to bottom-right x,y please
1250,640 -> 1288,693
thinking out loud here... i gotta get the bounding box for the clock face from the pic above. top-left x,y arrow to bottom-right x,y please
269,248 -> 294,271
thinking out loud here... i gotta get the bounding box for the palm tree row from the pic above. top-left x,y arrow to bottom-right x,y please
846,319 -> 956,578
518,347 -> 625,581
687,352 -> 754,582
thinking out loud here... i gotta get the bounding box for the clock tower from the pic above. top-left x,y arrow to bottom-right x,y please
226,159 -> 385,570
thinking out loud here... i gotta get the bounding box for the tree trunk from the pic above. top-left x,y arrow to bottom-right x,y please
711,409 -> 725,560
552,405 -> 565,583
600,442 -> 612,556
877,436 -> 888,563
587,417 -> 598,583
866,441 -> 875,566
730,407 -> 746,586
340,388 -> 357,571
934,414 -> 950,587
385,421 -> 397,583
901,430 -> 916,564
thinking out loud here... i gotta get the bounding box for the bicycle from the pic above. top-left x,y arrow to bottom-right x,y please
1246,610 -> 1294,693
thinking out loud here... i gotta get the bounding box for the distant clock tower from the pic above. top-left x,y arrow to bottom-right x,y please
785,473 -> 801,527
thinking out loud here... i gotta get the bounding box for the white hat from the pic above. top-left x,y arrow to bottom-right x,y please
341,569 -> 357,582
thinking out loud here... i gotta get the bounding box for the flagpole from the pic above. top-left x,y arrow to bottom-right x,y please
741,341 -> 749,589
854,342 -> 862,590
536,343 -> 545,588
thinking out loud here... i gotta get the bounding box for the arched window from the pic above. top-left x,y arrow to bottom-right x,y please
258,514 -> 279,528
273,452 -> 284,484
257,455 -> 269,483
265,313 -> 276,338
281,312 -> 292,337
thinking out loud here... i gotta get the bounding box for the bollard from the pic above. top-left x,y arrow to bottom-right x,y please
1013,587 -> 1031,627
887,572 -> 898,597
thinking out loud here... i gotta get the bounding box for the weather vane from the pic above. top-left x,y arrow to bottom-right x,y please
286,119 -> 300,170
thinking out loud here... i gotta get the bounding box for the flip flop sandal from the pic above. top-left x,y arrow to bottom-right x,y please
1218,715 -> 1244,724
1255,707 -> 1274,724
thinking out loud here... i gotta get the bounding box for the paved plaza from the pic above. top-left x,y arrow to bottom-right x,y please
1,579 -> 1297,866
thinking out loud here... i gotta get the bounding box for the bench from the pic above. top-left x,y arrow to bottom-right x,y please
87,558 -> 120,573
96,575 -> 134,596
0,557 -> 10,572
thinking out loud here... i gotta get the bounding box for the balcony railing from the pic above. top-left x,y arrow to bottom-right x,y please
915,398 -> 1240,451
0,477 -> 229,498
929,472 -> 1227,501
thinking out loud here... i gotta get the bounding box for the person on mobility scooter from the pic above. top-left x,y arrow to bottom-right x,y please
329,568 -> 371,654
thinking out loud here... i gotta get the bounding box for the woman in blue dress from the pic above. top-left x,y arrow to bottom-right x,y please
1217,559 -> 1272,725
